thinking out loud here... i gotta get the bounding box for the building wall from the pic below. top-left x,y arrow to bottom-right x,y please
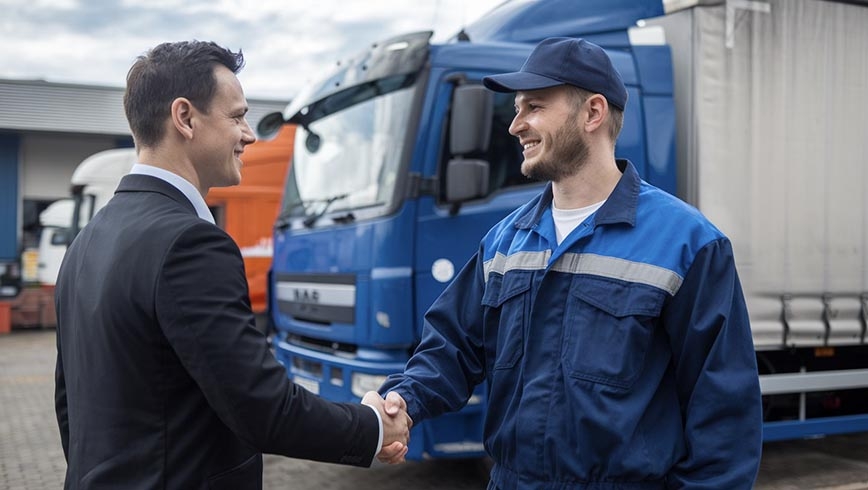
21,133 -> 130,200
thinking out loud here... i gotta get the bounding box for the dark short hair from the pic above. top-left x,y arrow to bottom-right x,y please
123,41 -> 245,148
567,86 -> 624,143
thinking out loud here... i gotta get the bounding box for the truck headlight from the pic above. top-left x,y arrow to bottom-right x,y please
351,373 -> 389,398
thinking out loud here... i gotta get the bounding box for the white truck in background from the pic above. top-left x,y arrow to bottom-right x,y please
37,199 -> 79,287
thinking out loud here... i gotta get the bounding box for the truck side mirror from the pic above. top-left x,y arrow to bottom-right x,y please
449,85 -> 493,155
443,84 -> 493,212
257,111 -> 286,140
445,157 -> 490,203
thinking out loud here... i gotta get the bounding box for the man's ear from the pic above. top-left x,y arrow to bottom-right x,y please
171,97 -> 195,140
584,94 -> 608,134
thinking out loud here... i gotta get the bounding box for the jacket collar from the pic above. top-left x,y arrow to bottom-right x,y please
515,158 -> 639,230
115,174 -> 198,216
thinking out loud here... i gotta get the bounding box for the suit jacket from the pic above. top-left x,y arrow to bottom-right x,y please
55,174 -> 378,489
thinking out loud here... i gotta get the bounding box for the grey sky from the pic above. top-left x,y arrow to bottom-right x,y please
0,0 -> 503,100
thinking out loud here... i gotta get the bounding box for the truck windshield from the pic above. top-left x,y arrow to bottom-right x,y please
280,82 -> 418,221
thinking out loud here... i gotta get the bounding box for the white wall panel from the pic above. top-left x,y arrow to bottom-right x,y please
21,133 -> 119,200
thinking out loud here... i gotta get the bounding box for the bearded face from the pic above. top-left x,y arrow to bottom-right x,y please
510,86 -> 591,183
520,111 -> 589,182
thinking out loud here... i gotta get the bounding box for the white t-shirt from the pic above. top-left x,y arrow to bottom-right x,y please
552,200 -> 605,245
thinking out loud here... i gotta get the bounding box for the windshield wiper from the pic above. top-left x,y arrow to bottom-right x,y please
302,193 -> 350,228
275,200 -> 308,231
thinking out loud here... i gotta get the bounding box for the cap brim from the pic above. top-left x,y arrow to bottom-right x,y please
482,71 -> 564,93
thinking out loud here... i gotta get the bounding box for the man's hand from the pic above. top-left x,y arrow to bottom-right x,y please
362,391 -> 413,464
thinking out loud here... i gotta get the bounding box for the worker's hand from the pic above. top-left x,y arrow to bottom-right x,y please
362,391 -> 413,464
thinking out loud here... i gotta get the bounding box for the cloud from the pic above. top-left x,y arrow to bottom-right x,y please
0,0 -> 504,99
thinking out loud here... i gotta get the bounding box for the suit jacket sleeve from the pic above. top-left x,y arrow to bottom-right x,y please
54,322 -> 69,461
155,221 -> 378,467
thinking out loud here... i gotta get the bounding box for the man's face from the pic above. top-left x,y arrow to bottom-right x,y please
509,85 -> 588,182
190,65 -> 256,189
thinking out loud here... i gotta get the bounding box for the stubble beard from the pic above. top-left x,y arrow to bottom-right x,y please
521,118 -> 589,182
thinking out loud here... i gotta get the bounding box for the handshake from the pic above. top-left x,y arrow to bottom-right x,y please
362,391 -> 413,464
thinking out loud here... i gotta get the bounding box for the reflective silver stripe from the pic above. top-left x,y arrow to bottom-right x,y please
484,250 -> 682,294
371,267 -> 412,279
483,251 -> 550,281
276,281 -> 356,307
552,253 -> 682,295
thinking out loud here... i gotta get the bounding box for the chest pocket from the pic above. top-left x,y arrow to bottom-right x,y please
562,274 -> 667,390
481,271 -> 532,371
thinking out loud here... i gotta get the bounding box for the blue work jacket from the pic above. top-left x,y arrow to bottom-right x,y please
381,160 -> 762,489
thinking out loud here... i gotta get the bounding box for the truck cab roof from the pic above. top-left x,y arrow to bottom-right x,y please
70,148 -> 137,187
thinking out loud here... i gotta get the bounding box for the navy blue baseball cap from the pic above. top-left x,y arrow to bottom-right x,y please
483,37 -> 628,111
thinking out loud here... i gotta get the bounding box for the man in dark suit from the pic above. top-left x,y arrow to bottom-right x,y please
54,41 -> 411,490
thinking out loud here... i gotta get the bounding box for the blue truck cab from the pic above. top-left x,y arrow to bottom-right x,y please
261,0 -> 677,460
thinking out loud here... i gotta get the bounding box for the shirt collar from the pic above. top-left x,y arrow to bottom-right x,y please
515,158 -> 639,230
129,164 -> 215,224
